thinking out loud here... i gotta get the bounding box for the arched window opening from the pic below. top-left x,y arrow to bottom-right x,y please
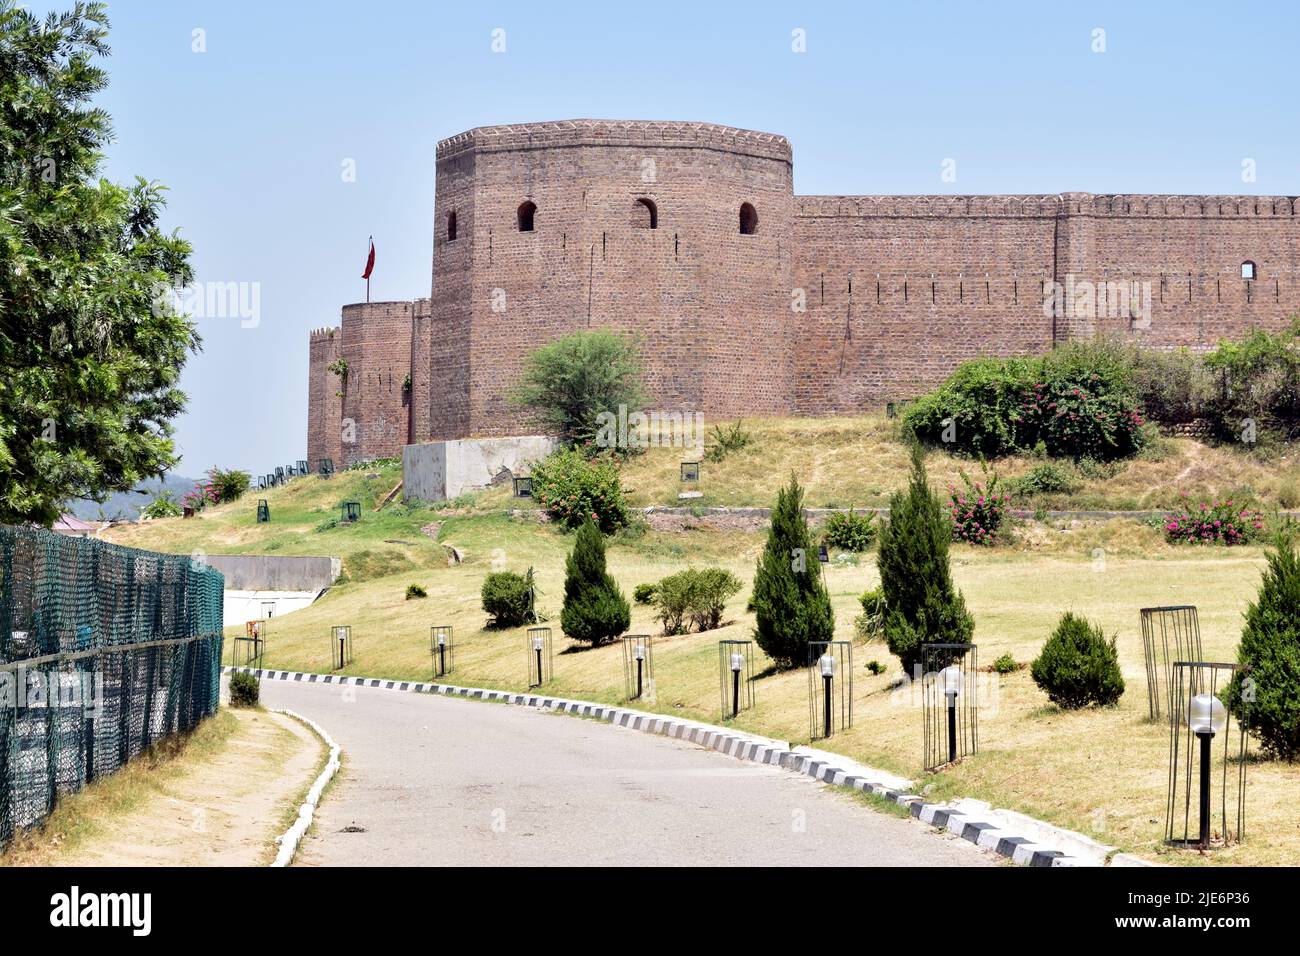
447,211 -> 458,242
634,197 -> 658,229
517,200 -> 536,232
1241,260 -> 1257,280
739,202 -> 758,236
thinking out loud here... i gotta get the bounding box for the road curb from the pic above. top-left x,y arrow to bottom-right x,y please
227,665 -> 1093,867
269,708 -> 341,868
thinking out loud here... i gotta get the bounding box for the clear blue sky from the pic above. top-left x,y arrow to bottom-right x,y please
43,0 -> 1300,475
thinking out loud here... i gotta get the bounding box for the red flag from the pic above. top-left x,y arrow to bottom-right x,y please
361,237 -> 375,280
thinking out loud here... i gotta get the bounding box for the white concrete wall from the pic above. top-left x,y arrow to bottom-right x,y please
224,589 -> 322,628
403,435 -> 558,503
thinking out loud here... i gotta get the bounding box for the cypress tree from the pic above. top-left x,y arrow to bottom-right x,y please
751,474 -> 835,668
560,520 -> 630,645
1227,532 -> 1300,759
877,444 -> 974,674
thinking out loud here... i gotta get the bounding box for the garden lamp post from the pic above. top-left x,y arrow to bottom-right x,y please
942,664 -> 963,764
633,641 -> 645,699
1189,693 -> 1227,846
820,653 -> 836,738
533,633 -> 545,684
337,629 -> 346,668
730,651 -> 744,718
436,630 -> 447,676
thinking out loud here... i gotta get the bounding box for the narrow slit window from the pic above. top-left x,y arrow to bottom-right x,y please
635,197 -> 658,229
447,211 -> 458,242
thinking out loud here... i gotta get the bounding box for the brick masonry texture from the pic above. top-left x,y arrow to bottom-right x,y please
307,119 -> 1300,466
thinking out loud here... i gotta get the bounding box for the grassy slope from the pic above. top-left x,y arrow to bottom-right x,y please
99,424 -> 1299,866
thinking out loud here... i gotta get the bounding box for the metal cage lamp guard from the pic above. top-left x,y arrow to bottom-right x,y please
718,640 -> 755,720
230,619 -> 268,669
921,643 -> 978,771
621,635 -> 654,701
808,640 -> 853,740
512,476 -> 532,498
680,461 -> 700,482
256,499 -> 270,523
1165,661 -> 1249,850
527,627 -> 552,688
1141,605 -> 1203,721
318,458 -> 334,479
330,625 -> 353,670
296,459 -> 309,475
341,501 -> 361,523
430,625 -> 454,677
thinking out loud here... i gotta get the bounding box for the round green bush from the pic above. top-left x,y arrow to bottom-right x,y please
1030,612 -> 1125,708
405,583 -> 427,600
229,671 -> 260,708
633,582 -> 658,605
481,570 -> 535,628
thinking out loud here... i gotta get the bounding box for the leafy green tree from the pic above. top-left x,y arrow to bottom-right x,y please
560,520 -> 629,645
877,445 -> 974,674
751,474 -> 834,669
510,329 -> 647,447
1226,532 -> 1300,759
0,2 -> 199,526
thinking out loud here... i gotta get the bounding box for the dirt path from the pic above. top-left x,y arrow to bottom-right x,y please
11,708 -> 323,867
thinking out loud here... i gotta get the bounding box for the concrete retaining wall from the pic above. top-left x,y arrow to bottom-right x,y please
202,554 -> 341,591
403,435 -> 557,503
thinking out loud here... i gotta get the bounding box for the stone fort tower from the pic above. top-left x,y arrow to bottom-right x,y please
308,119 -> 1300,466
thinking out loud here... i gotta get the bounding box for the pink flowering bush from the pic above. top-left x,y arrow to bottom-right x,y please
1163,496 -> 1266,545
529,448 -> 629,532
947,468 -> 1010,545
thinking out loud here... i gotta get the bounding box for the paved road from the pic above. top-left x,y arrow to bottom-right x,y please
256,680 -> 996,867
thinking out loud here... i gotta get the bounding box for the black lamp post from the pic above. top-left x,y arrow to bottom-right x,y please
632,641 -> 645,699
819,652 -> 835,739
1189,693 -> 1227,846
436,630 -> 448,676
730,650 -> 744,718
942,664 -> 962,764
533,633 -> 544,684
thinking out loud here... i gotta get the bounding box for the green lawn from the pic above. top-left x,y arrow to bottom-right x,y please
100,435 -> 1300,867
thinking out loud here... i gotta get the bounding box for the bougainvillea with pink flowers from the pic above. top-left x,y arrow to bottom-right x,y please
1163,496 -> 1266,545
947,468 -> 1011,545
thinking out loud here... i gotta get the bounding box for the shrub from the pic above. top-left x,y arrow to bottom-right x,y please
1225,534 -> 1300,759
633,583 -> 657,605
704,420 -> 753,462
651,568 -> 742,634
688,567 -> 742,632
481,570 -> 537,628
1129,346 -> 1214,425
229,671 -> 259,707
140,492 -> 181,519
822,508 -> 877,552
1203,323 -> 1300,443
405,583 -> 427,600
208,467 -> 251,504
947,466 -> 1009,545
877,445 -> 974,675
509,329 -> 647,447
652,571 -> 694,635
903,341 -> 1147,461
750,474 -> 835,669
993,653 -> 1019,674
1163,496 -> 1265,545
1014,462 -> 1078,497
560,521 -> 629,645
865,660 -> 886,676
855,587 -> 887,640
529,448 -> 630,532
1030,612 -> 1125,708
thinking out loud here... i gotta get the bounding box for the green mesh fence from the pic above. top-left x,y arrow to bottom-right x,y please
0,526 -> 224,851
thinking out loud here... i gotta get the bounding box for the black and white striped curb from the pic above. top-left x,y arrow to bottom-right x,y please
224,665 -> 1082,867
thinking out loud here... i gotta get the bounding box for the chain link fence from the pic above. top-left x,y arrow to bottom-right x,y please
0,526 -> 224,850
